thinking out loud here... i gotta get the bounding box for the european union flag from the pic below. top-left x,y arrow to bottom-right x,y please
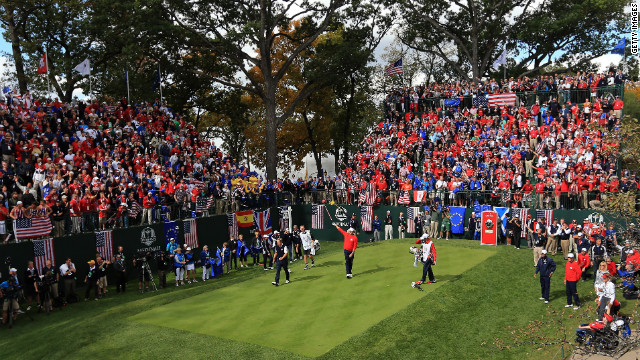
444,99 -> 461,107
449,206 -> 466,234
164,220 -> 179,246
494,207 -> 510,235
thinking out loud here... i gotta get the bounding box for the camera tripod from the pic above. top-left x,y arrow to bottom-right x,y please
140,259 -> 158,292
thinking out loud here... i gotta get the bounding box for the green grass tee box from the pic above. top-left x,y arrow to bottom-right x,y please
130,240 -> 494,357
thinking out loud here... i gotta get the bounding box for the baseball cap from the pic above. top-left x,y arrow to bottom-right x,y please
186,247 -> 191,251
87,260 -> 95,266
347,228 -> 356,233
568,253 -> 575,258
541,249 -> 547,254
420,234 -> 429,239
17,201 -> 22,205
263,235 -> 269,238
581,248 -> 587,252
9,268 -> 17,272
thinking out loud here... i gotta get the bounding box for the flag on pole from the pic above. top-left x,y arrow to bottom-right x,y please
73,58 -> 91,76
536,209 -> 554,227
407,207 -> 420,233
153,65 -> 161,91
611,38 -> 626,55
227,213 -> 238,239
184,219 -> 199,249
15,217 -> 52,240
254,209 -> 272,235
95,230 -> 114,261
37,53 -> 48,74
311,204 -> 325,229
492,49 -> 507,70
384,59 -> 403,76
33,238 -> 55,272
515,208 -> 529,237
360,206 -> 373,231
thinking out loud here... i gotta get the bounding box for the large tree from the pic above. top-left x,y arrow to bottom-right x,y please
398,0 -> 629,80
159,0 -> 390,180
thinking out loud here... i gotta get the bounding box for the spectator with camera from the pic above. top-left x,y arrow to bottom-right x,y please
0,268 -> 20,324
41,259 -> 59,302
156,252 -> 171,288
24,261 -> 40,311
59,258 -> 77,303
96,256 -> 109,298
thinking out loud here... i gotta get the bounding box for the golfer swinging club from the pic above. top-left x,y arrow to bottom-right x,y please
335,225 -> 358,278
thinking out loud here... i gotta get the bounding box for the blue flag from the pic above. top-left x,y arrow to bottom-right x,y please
164,220 -> 179,246
444,99 -> 461,107
611,38 -> 626,55
449,207 -> 466,234
2,87 -> 9,94
494,207 -> 509,235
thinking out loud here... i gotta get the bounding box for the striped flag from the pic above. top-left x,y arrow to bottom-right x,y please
358,189 -> 366,205
279,206 -> 291,232
384,59 -> 403,76
227,213 -> 238,238
129,200 -> 142,218
398,190 -> 410,205
184,219 -> 199,249
312,204 -> 325,229
254,209 -> 272,236
536,209 -> 553,227
488,93 -> 517,107
196,195 -> 214,212
33,238 -> 55,273
413,190 -> 427,203
15,217 -> 52,240
365,183 -> 376,205
96,230 -> 114,261
360,206 -> 373,231
515,208 -> 529,237
407,207 -> 420,233
191,179 -> 206,189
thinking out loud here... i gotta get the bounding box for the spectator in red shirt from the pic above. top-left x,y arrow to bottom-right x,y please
141,192 -> 156,225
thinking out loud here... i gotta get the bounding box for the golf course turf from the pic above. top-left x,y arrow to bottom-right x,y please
0,238 -> 623,359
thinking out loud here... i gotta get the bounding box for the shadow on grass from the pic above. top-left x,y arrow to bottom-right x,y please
318,260 -> 342,267
358,266 -> 391,276
293,275 -> 323,282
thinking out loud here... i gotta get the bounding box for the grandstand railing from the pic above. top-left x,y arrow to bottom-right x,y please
385,86 -> 625,109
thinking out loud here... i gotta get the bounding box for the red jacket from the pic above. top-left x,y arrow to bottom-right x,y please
143,196 -> 156,209
578,253 -> 591,269
337,227 -> 358,252
565,260 -> 582,281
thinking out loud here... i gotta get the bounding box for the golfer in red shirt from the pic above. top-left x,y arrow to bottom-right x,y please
335,225 -> 358,278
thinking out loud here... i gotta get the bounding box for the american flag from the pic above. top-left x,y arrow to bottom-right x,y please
358,189 -> 367,205
196,195 -> 214,212
227,213 -> 238,238
514,208 -> 529,237
104,105 -> 118,112
184,219 -> 199,249
364,182 -> 376,205
312,204 -> 324,229
360,206 -> 373,231
254,209 -> 272,236
279,206 -> 291,232
384,59 -> 403,76
14,217 -> 52,240
398,190 -> 410,205
488,93 -> 517,107
33,238 -> 55,273
191,179 -> 206,189
129,200 -> 142,218
407,207 -> 420,233
536,209 -> 554,227
473,94 -> 488,107
96,230 -> 114,261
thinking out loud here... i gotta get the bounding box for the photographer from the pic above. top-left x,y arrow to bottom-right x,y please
41,259 -> 59,301
112,254 -> 127,293
133,251 -> 152,293
156,252 -> 171,288
24,261 -> 40,311
0,269 -> 20,324
59,258 -> 77,303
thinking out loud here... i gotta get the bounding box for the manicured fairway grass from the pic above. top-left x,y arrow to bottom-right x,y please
130,240 -> 494,357
0,238 -> 622,359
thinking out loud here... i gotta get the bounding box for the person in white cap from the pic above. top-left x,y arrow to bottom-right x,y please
415,234 -> 437,285
564,253 -> 582,310
185,247 -> 197,284
534,249 -> 555,303
300,225 -> 315,270
335,225 -> 358,278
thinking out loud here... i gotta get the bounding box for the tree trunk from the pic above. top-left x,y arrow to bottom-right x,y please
6,8 -> 28,94
341,73 -> 356,166
264,93 -> 278,181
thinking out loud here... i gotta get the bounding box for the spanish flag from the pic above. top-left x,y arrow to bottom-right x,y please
236,210 -> 254,227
